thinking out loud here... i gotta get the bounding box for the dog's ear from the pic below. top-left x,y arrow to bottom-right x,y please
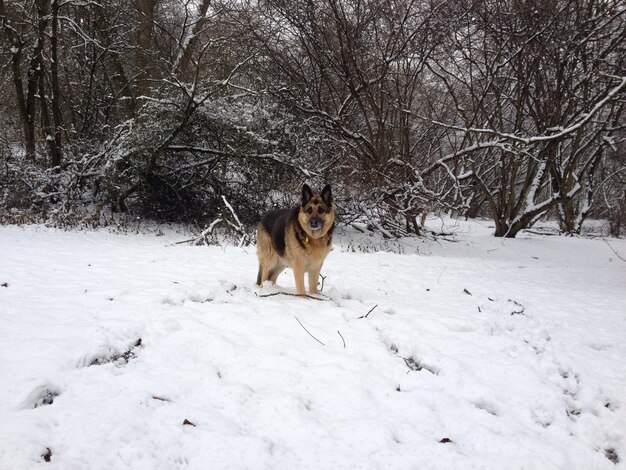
321,184 -> 332,206
301,183 -> 313,206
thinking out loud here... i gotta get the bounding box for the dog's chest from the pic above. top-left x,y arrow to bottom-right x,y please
283,235 -> 331,268
303,238 -> 330,264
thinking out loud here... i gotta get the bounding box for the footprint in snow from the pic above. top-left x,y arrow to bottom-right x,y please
604,400 -> 617,411
605,448 -> 620,464
531,405 -> 554,427
85,338 -> 143,367
402,356 -> 439,375
187,293 -> 213,303
471,399 -> 500,417
23,385 -> 61,409
378,333 -> 440,375
162,296 -> 183,306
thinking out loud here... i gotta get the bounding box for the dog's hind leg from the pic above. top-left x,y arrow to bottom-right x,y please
269,265 -> 285,284
259,265 -> 273,285
256,224 -> 276,285
256,265 -> 263,285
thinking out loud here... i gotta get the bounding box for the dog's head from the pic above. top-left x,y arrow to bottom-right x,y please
299,184 -> 334,238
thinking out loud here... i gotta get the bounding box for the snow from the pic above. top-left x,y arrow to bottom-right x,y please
1,219 -> 625,469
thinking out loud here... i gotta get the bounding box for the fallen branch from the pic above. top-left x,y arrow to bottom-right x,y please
295,316 -> 325,345
319,274 -> 326,292
256,292 -> 329,301
174,238 -> 196,245
176,218 -> 223,246
523,229 -> 559,236
604,239 -> 625,262
152,396 -> 170,402
357,304 -> 378,319
337,330 -> 346,348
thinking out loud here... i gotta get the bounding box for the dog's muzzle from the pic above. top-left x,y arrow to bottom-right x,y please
309,217 -> 322,230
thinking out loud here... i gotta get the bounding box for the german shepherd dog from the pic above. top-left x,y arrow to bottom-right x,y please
256,184 -> 335,296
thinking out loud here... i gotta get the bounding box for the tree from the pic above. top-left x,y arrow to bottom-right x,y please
1,0 -> 624,238
246,0 -> 445,234
422,0 -> 626,237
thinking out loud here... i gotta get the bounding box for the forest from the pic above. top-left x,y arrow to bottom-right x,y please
1,0 -> 624,238
2,2 -> 626,466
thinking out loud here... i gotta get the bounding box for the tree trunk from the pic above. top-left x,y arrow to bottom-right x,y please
49,0 -> 63,166
11,45 -> 36,158
557,199 -> 577,234
95,8 -> 136,116
174,0 -> 212,80
22,0 -> 51,160
608,190 -> 625,238
0,0 -> 36,157
38,69 -> 61,167
135,0 -> 158,100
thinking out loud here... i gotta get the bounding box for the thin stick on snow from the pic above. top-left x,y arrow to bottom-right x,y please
175,238 -> 196,245
256,292 -> 329,301
603,239 -> 626,262
337,330 -> 346,348
295,317 -> 325,346
357,304 -> 378,319
176,218 -> 222,246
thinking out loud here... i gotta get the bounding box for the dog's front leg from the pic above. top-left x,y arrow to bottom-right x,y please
292,261 -> 306,296
308,267 -> 321,294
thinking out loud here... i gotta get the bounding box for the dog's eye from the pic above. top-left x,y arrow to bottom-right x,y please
306,207 -> 312,214
318,207 -> 325,214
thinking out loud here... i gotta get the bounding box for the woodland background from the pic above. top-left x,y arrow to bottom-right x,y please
1,0 -> 624,238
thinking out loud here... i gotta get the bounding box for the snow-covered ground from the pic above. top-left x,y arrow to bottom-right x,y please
1,219 -> 625,469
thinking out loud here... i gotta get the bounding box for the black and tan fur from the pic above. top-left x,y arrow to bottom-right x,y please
256,184 -> 335,296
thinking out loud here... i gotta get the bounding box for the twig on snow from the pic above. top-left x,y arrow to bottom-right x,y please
319,274 -> 326,292
295,316 -> 325,345
152,396 -> 170,402
524,229 -> 559,236
357,304 -> 378,319
256,292 -> 329,301
176,218 -> 223,246
337,330 -> 346,348
174,238 -> 195,244
603,239 -> 626,262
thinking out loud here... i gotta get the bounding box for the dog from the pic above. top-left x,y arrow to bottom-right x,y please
256,184 -> 335,296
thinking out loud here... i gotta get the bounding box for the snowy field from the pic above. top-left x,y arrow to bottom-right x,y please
1,219 -> 625,469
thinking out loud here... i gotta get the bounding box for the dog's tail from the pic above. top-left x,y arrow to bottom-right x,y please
256,265 -> 262,286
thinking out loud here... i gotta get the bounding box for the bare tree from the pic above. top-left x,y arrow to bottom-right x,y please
421,0 -> 626,237
245,0 -> 446,234
1,0 -> 45,158
1,0 -> 624,238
